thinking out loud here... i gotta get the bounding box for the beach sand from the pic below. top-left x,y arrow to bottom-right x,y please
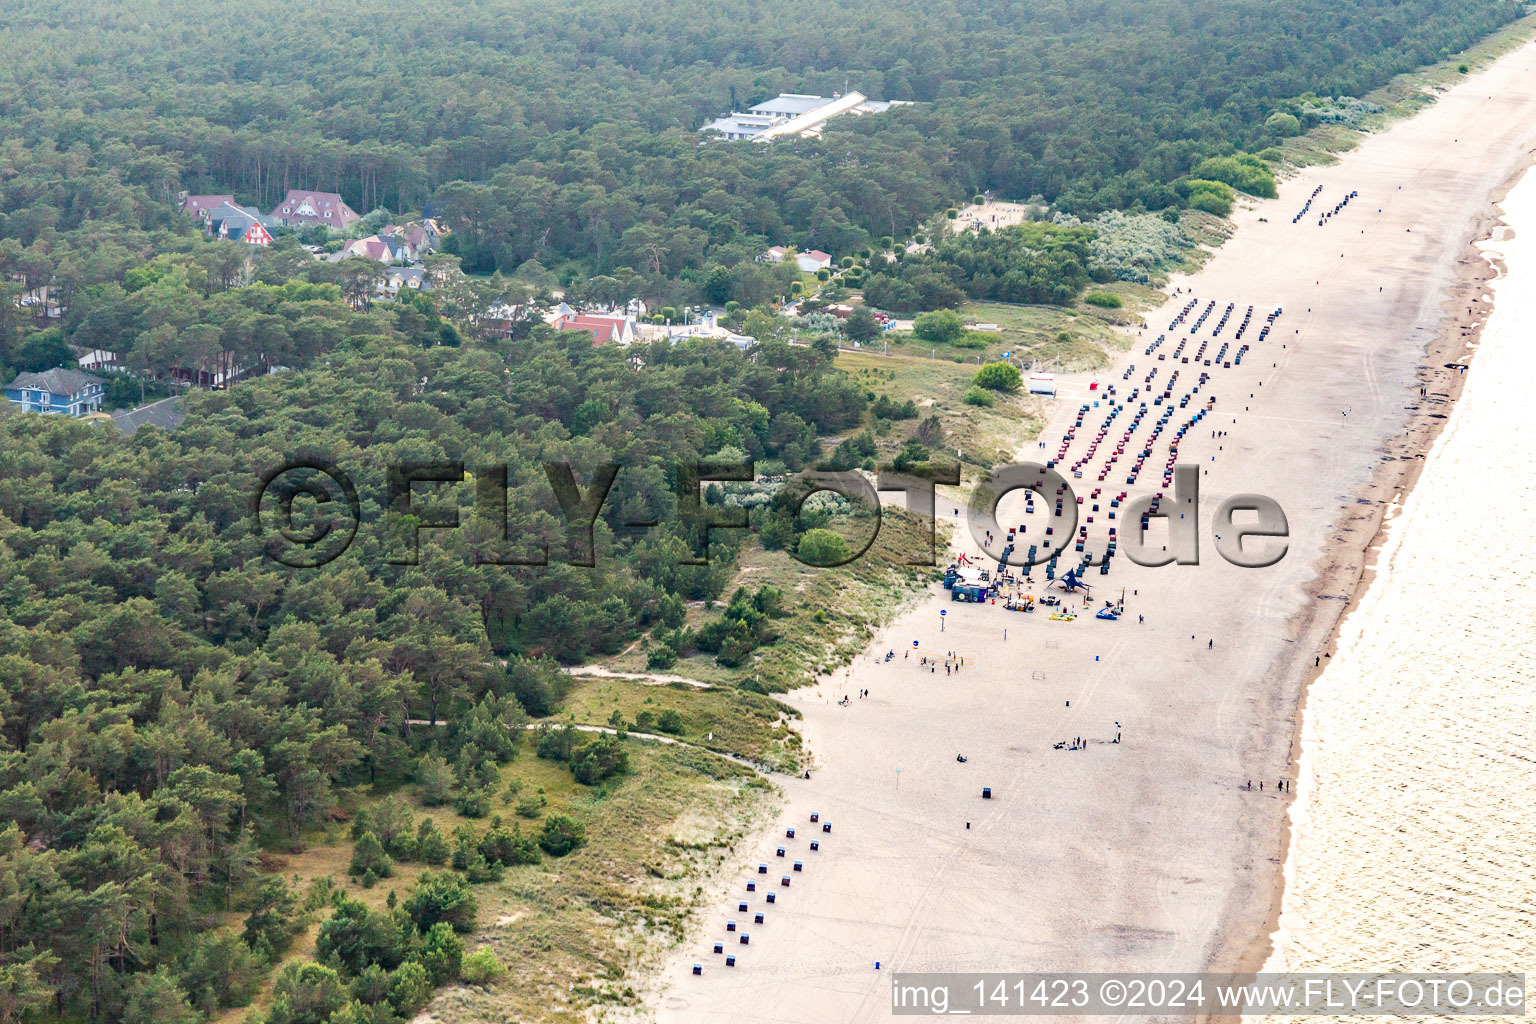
653,40 -> 1536,1023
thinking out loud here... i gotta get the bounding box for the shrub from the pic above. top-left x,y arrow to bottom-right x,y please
268,963 -> 347,1024
1083,291 -> 1121,308
569,733 -> 629,785
1187,190 -> 1232,217
1090,210 -> 1188,282
1179,178 -> 1235,217
387,961 -> 433,1017
913,308 -> 965,344
418,922 -> 465,984
461,947 -> 506,986
870,394 -> 918,420
1190,154 -> 1276,198
1264,111 -> 1302,136
349,832 -> 393,880
962,386 -> 995,407
655,708 -> 684,734
416,754 -> 453,807
796,528 -> 852,567
646,643 -> 677,670
403,871 -> 478,933
538,815 -> 587,857
416,821 -> 450,865
973,362 -> 1022,392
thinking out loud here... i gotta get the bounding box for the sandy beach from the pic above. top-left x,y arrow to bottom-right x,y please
654,39 -> 1536,1023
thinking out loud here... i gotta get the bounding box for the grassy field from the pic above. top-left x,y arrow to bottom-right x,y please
431,743 -> 772,1024
217,739 -> 773,1024
546,676 -> 805,770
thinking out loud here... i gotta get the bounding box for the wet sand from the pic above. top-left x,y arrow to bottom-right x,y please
653,39 -> 1536,1023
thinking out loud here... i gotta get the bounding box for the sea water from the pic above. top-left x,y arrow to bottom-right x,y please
1255,168 -> 1536,1019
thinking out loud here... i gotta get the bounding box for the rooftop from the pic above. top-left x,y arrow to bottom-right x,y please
8,368 -> 106,395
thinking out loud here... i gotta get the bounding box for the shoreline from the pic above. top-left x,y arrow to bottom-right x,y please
650,38 -> 1536,1024
1218,148 -> 1533,985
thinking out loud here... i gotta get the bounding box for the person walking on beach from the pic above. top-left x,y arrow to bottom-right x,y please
1208,639 -> 1213,649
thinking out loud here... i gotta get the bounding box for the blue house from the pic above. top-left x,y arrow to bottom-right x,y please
5,368 -> 108,417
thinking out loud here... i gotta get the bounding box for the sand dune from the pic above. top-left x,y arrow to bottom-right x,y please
655,40 -> 1536,1023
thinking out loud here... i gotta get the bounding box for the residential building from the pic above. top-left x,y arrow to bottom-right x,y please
553,311 -> 637,347
796,250 -> 833,273
113,396 -> 186,436
206,202 -> 277,246
269,190 -> 362,230
762,245 -> 789,263
69,346 -> 125,373
5,368 -> 108,416
338,234 -> 410,263
179,194 -> 236,222
378,266 -> 428,297
386,220 -> 444,255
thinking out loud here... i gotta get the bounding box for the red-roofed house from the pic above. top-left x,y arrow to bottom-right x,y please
554,312 -> 636,347
179,194 -> 236,222
269,190 -> 362,230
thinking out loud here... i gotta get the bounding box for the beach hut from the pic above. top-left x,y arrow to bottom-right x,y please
755,912 -> 765,924
727,920 -> 737,932
786,827 -> 796,839
822,822 -> 831,833
810,840 -> 820,851
746,881 -> 756,892
738,901 -> 749,912
693,963 -> 703,975
726,955 -> 736,967
713,942 -> 724,954
781,875 -> 792,887
793,860 -> 803,872
740,933 -> 751,945
776,846 -> 786,857
758,863 -> 768,874
810,812 -> 820,822
766,891 -> 777,904
982,787 -> 992,799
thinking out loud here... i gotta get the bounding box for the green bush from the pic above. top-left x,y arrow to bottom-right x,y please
461,947 -> 506,986
403,871 -> 478,933
1190,153 -> 1276,198
538,815 -> 587,857
796,528 -> 853,567
349,832 -> 393,880
962,386 -> 995,407
1180,178 -> 1235,217
913,309 -> 965,344
569,733 -> 629,785
646,643 -> 677,670
973,362 -> 1022,392
1264,111 -> 1302,136
1082,291 -> 1122,308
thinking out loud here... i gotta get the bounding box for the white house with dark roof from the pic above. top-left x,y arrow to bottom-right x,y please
5,368 -> 108,416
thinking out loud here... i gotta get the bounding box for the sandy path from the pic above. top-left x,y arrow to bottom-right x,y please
653,42 -> 1536,1023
